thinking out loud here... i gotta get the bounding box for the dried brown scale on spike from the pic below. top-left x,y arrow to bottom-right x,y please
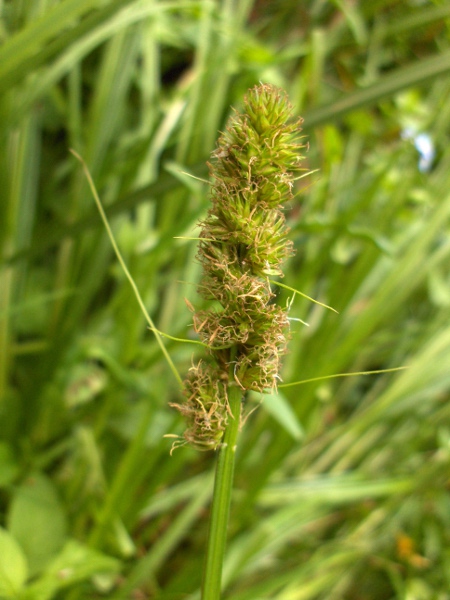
172,83 -> 306,450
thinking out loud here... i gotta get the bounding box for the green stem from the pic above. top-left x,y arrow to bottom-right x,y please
201,381 -> 242,600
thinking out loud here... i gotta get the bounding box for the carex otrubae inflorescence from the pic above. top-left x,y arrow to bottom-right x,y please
171,84 -> 306,450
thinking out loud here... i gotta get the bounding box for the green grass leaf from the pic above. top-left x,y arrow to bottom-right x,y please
253,390 -> 304,441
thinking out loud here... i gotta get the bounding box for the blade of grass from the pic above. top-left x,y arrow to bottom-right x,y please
303,50 -> 450,129
70,150 -> 183,387
0,0 -> 120,92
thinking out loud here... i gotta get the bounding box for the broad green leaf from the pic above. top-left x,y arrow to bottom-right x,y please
21,540 -> 120,600
7,473 -> 67,578
0,527 -> 28,599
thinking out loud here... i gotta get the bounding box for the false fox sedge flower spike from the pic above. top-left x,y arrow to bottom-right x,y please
171,83 -> 306,451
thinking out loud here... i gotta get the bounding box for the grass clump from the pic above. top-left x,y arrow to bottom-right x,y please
1,2 -> 450,599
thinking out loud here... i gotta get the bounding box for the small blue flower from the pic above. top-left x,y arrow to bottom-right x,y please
414,133 -> 435,173
402,128 -> 435,172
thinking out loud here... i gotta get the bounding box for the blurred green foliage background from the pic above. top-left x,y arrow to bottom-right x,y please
1,1 -> 450,598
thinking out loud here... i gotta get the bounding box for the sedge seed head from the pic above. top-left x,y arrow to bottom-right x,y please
172,84 -> 306,451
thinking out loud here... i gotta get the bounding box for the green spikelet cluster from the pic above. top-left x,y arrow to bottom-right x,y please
171,84 -> 306,450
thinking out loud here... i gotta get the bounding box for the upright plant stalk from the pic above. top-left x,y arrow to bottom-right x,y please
170,84 -> 306,599
201,379 -> 242,599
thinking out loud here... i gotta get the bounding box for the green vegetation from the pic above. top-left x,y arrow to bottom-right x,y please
1,1 -> 450,599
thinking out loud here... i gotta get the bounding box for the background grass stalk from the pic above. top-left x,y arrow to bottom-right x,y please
202,378 -> 242,599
